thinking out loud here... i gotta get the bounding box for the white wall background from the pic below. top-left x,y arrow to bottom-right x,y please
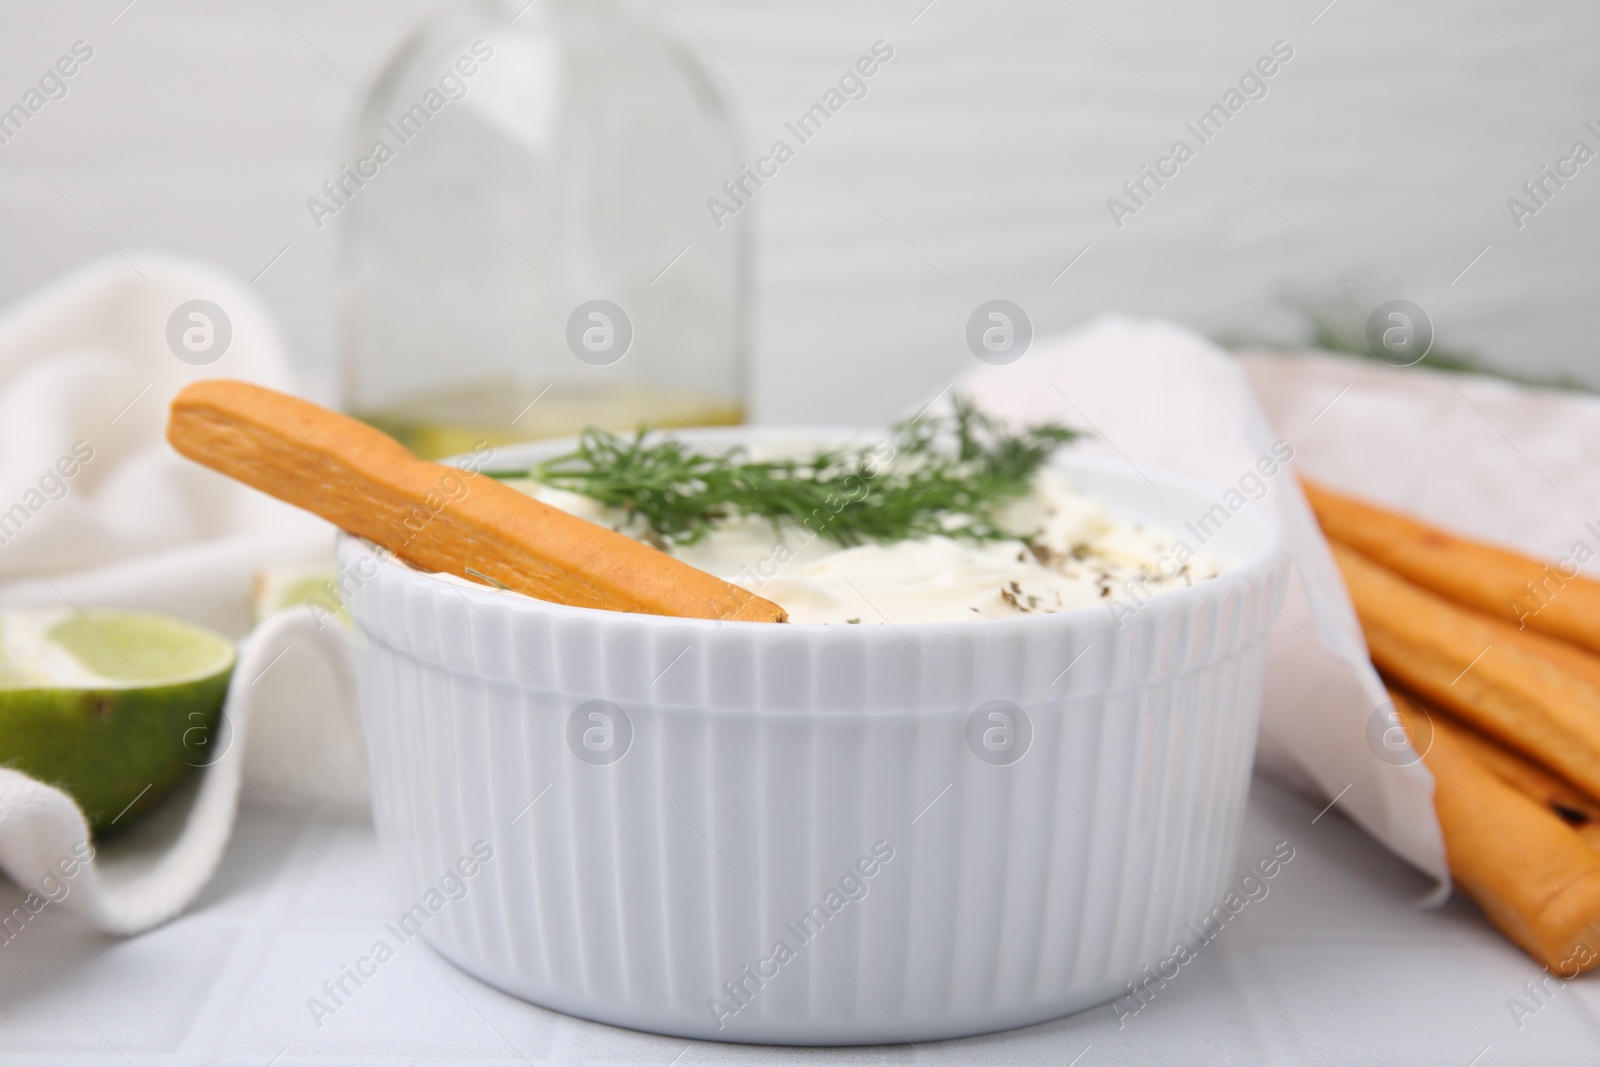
1,0 -> 1596,424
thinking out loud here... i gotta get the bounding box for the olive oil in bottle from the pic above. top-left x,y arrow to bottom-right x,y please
341,0 -> 747,459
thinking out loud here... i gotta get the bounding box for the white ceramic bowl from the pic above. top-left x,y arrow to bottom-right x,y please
341,434 -> 1287,1045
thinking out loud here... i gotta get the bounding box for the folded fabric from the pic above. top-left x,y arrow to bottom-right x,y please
0,255 -> 366,937
1239,349 -> 1600,585
0,253 -> 323,633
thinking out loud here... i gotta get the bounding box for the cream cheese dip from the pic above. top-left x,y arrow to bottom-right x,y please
508,468 -> 1224,625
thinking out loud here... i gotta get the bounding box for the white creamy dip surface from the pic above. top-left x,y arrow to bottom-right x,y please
507,468 -> 1225,625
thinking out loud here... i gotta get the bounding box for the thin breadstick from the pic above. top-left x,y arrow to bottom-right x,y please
1403,689 -> 1600,857
1392,691 -> 1600,974
167,379 -> 787,623
1452,722 -> 1600,830
1398,597 -> 1600,695
1304,478 -> 1600,655
1507,618 -> 1600,694
1457,719 -> 1600,857
1393,687 -> 1600,832
1331,542 -> 1600,798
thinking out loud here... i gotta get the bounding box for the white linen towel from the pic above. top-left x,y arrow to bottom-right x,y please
0,255 -> 365,936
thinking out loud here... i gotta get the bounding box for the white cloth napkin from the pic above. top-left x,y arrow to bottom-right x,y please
1238,348 -> 1600,594
958,317 -> 1450,888
0,255 -> 365,936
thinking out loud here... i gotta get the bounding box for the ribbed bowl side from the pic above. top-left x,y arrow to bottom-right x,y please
346,537 -> 1285,1045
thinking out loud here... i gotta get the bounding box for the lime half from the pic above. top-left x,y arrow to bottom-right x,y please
0,610 -> 236,833
252,565 -> 346,628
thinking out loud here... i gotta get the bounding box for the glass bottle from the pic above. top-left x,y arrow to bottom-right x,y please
339,0 -> 747,459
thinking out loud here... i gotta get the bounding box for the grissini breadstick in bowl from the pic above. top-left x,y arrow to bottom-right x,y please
1392,691 -> 1600,975
1304,478 -> 1600,655
166,379 -> 786,622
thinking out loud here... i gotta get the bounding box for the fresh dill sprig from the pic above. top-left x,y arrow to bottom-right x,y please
1214,292 -> 1593,394
485,394 -> 1081,548
1303,310 -> 1592,393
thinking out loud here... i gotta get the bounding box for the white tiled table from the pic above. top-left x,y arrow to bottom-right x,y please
4,777 -> 1596,1065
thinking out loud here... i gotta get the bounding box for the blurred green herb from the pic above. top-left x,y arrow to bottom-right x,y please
1220,294 -> 1592,394
484,394 -> 1081,547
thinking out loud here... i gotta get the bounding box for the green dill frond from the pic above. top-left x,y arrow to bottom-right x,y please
485,393 -> 1082,547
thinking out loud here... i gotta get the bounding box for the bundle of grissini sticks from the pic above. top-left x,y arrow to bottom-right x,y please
1306,480 -> 1600,976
